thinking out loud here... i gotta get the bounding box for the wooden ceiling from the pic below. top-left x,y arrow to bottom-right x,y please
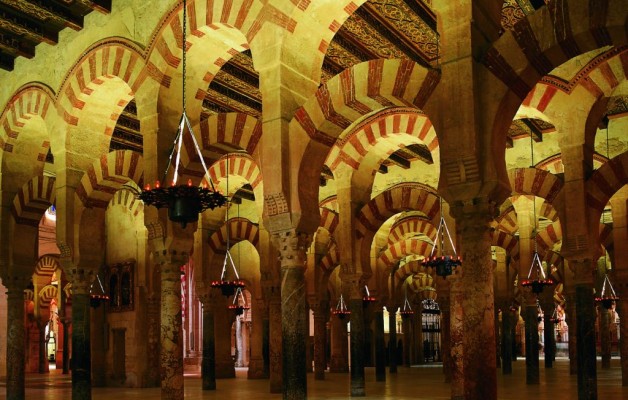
0,0 -> 111,71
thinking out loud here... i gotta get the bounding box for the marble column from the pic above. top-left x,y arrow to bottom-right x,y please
454,203 -> 496,400
145,295 -> 161,386
38,322 -> 48,374
214,301 -> 235,379
387,306 -> 398,373
439,296 -> 452,382
565,293 -> 577,375
572,262 -> 597,400
618,298 -> 628,386
263,316 -> 270,378
160,262 -> 184,400
501,310 -> 514,374
349,297 -> 365,397
71,272 -> 92,400
330,315 -> 349,372
235,317 -> 244,367
5,276 -> 28,400
600,306 -> 611,369
279,257 -> 307,399
201,301 -> 216,390
248,301 -> 266,379
523,302 -> 539,384
541,298 -> 555,369
494,309 -> 501,369
402,317 -> 411,366
268,295 -> 282,392
313,302 -> 329,380
61,318 -> 70,374
450,276 -> 464,400
374,309 -> 386,382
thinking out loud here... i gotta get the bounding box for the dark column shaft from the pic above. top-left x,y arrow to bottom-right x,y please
201,306 -> 216,390
618,299 -> 628,386
600,307 -> 611,369
281,267 -> 307,400
576,285 -> 597,400
374,310 -> 386,382
72,292 -> 92,400
388,309 -> 397,373
501,311 -> 513,374
6,283 -> 26,400
349,299 -> 365,397
544,314 -> 554,368
524,304 -> 539,384
313,308 -> 328,380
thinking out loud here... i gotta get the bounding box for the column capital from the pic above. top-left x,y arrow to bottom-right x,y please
449,197 -> 499,231
272,229 -> 311,270
566,258 -> 596,286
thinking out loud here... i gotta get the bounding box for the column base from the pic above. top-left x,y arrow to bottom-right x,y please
247,358 -> 268,379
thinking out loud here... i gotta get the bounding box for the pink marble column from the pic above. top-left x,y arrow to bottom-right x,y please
439,295 -> 452,382
453,203 -> 496,400
199,297 -> 216,390
160,261 -> 184,400
5,275 -> 28,400
71,271 -> 93,400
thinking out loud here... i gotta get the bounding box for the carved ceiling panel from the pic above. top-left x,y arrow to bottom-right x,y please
0,0 -> 111,70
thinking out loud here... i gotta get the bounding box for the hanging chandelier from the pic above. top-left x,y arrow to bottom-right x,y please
90,273 -> 109,308
211,199 -> 246,296
520,130 -> 553,294
332,294 -> 351,319
422,197 -> 461,278
550,307 -> 562,324
228,287 -> 250,316
595,274 -> 619,309
132,0 -> 226,227
400,294 -> 414,319
362,285 -> 376,306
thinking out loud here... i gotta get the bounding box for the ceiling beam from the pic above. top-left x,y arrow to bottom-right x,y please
387,152 -> 411,169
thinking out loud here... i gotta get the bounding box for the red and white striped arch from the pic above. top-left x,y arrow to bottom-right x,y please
393,259 -> 426,290
75,150 -> 143,208
12,175 -> 55,226
106,189 -> 145,217
494,206 -> 518,234
38,284 -> 58,311
586,151 -> 628,212
0,84 -> 55,160
377,238 -> 432,271
388,215 -> 436,247
319,207 -> 339,235
145,0 -> 291,88
57,40 -> 147,128
326,107 -> 438,171
319,243 -> 340,273
535,221 -> 562,253
34,255 -> 60,286
509,168 -> 563,204
199,113 -> 262,156
356,183 -> 440,239
485,0 -> 626,102
492,230 -> 520,261
207,152 -> 262,193
208,217 -> 259,254
524,46 -> 628,111
319,197 -> 338,212
292,59 -> 440,148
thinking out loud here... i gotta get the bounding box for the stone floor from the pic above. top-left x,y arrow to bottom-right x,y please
0,358 -> 626,399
